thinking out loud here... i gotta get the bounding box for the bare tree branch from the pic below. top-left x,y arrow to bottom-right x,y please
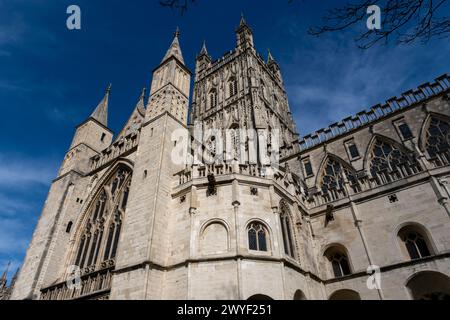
158,0 -> 449,49
159,0 -> 197,15
307,0 -> 450,49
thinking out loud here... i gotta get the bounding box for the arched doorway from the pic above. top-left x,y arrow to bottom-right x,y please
406,271 -> 450,300
294,290 -> 307,300
247,294 -> 274,300
329,289 -> 361,300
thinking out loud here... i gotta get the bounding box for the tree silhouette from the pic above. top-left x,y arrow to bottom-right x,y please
159,0 -> 196,15
307,0 -> 450,49
159,0 -> 450,49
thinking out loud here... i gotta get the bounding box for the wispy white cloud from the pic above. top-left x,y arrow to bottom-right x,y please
0,218 -> 29,254
0,154 -> 58,188
280,17 -> 450,136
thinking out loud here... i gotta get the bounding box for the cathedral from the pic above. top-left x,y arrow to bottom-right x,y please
9,17 -> 450,300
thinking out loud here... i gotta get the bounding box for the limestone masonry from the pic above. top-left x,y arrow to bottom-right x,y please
7,17 -> 450,300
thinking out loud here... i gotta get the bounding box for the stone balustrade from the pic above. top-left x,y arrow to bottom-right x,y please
90,131 -> 140,171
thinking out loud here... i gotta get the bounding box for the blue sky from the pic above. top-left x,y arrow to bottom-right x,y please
0,0 -> 449,281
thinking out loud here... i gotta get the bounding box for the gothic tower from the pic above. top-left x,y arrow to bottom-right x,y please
10,18 -> 450,301
191,15 -> 300,167
109,29 -> 192,299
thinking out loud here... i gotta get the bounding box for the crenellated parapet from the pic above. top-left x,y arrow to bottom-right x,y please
293,74 -> 450,154
89,131 -> 140,172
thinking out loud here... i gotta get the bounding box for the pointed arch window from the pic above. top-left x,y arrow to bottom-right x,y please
273,95 -> 280,112
369,138 -> 422,186
209,88 -> 218,109
320,157 -> 360,202
73,166 -> 132,273
398,225 -> 432,260
261,81 -> 267,100
279,202 -> 295,258
229,77 -> 238,97
424,116 -> 450,167
229,125 -> 240,161
324,246 -> 352,278
247,222 -> 268,252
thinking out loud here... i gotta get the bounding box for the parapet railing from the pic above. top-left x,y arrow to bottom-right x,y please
90,131 -> 140,171
298,74 -> 450,152
40,266 -> 113,300
176,163 -> 267,186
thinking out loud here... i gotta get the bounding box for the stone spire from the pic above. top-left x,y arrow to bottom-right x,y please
11,268 -> 19,287
161,27 -> 185,64
236,14 -> 254,50
199,41 -> 208,56
90,84 -> 111,126
267,49 -> 275,64
0,261 -> 10,288
239,12 -> 247,28
136,87 -> 146,116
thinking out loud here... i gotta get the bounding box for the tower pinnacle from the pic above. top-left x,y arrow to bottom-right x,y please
161,27 -> 185,64
200,41 -> 208,56
0,261 -> 10,288
90,84 -> 110,126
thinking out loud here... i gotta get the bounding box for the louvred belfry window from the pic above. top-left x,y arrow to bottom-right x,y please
369,138 -> 422,185
74,166 -> 132,273
424,116 -> 450,167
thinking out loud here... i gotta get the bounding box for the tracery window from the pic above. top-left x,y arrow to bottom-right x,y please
369,138 -> 422,185
229,126 -> 240,161
320,157 -> 360,202
248,222 -> 268,252
229,77 -> 238,97
209,89 -> 218,108
74,166 -> 132,274
424,116 -> 450,167
324,246 -> 352,278
398,226 -> 432,260
279,202 -> 295,258
261,81 -> 266,100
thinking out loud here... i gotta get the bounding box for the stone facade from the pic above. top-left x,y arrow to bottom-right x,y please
10,18 -> 450,300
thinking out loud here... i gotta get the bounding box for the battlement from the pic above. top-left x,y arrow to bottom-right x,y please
297,74 -> 450,152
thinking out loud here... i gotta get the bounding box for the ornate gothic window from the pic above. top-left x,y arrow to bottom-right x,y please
261,81 -> 266,100
424,116 -> 450,167
279,202 -> 295,258
229,77 -> 238,97
209,89 -> 218,108
205,135 -> 217,162
273,95 -> 280,112
247,222 -> 268,252
229,125 -> 240,161
324,246 -> 351,278
398,226 -> 432,260
369,138 -> 422,186
320,157 -> 360,202
74,166 -> 132,274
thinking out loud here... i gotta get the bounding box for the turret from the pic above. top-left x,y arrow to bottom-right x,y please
58,85 -> 114,176
147,28 -> 191,123
267,49 -> 283,84
0,261 -> 10,290
195,41 -> 211,76
236,14 -> 254,51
